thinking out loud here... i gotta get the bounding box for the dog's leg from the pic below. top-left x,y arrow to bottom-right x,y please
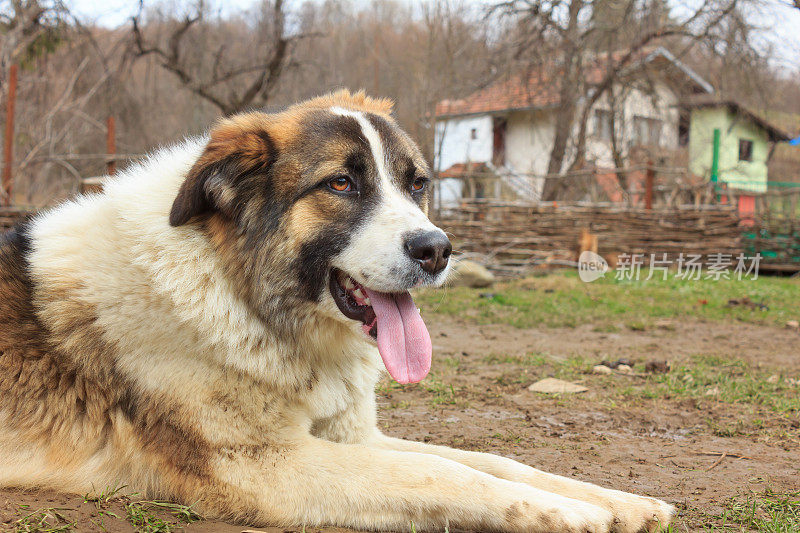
371,434 -> 673,533
217,435 -> 613,533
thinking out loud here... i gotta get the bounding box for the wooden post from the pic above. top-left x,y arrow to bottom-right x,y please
645,160 -> 654,210
106,116 -> 116,175
3,64 -> 18,206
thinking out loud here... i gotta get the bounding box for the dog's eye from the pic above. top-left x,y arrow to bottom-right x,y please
328,176 -> 353,193
411,177 -> 427,192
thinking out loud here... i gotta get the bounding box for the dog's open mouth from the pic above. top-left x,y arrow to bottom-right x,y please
329,268 -> 431,384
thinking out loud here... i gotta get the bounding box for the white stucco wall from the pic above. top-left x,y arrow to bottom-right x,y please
505,110 -> 555,175
433,115 -> 493,172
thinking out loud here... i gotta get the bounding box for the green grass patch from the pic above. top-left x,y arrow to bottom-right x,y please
125,500 -> 201,533
423,375 -> 461,406
377,373 -> 467,408
624,354 -> 800,414
482,352 -> 549,366
417,271 -> 799,329
707,488 -> 800,532
12,506 -> 73,533
473,350 -> 799,416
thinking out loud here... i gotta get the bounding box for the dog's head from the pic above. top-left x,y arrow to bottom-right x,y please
170,90 -> 450,383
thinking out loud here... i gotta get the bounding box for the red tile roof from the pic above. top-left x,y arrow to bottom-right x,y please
434,69 -> 566,117
435,48 -> 712,118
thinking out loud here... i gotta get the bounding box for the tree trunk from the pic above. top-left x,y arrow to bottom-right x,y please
539,0 -> 584,202
540,100 -> 576,201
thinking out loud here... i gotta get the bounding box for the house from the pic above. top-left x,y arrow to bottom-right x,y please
682,96 -> 793,194
433,47 -> 713,205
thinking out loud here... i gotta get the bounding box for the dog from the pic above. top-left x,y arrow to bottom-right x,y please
0,90 -> 673,532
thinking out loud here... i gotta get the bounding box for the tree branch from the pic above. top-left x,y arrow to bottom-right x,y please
130,0 -> 300,115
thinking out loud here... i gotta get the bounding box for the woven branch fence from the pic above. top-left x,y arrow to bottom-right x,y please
435,200 -> 745,276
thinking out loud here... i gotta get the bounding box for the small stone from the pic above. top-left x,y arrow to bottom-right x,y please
786,320 -> 799,330
616,364 -> 633,374
766,374 -> 780,384
528,378 -> 588,394
704,386 -> 720,396
446,259 -> 495,288
593,365 -> 613,375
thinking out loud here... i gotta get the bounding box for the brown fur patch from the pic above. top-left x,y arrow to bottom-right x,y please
170,116 -> 278,226
298,89 -> 394,116
284,198 -> 328,248
0,225 -> 212,489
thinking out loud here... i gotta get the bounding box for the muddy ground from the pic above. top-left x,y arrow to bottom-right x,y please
2,317 -> 798,532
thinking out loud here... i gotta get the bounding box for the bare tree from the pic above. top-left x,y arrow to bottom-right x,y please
131,0 -> 308,115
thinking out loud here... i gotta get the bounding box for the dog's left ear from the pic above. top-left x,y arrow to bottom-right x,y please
170,115 -> 277,226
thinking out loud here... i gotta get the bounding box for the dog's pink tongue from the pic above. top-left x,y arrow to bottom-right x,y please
363,288 -> 431,384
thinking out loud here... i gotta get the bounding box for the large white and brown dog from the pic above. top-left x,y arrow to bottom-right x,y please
0,91 -> 673,532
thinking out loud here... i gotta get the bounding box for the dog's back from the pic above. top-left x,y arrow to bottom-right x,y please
0,221 -> 117,490
0,143 -> 233,500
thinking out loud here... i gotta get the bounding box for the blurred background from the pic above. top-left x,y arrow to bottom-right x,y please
2,0 -> 799,206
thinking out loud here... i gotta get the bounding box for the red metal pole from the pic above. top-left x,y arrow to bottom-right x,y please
106,116 -> 116,175
645,160 -> 654,210
3,64 -> 18,206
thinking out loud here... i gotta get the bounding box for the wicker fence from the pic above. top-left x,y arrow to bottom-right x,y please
435,200 -> 746,276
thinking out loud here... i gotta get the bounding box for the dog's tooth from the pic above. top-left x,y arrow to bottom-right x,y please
344,278 -> 355,290
353,288 -> 365,300
363,297 -> 371,305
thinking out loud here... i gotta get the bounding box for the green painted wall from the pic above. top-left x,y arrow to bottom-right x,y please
688,107 -> 770,193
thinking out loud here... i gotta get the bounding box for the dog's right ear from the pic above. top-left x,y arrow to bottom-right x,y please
169,115 -> 277,226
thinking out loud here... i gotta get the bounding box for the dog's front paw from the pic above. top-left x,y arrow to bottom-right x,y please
563,500 -> 615,533
505,497 -> 613,533
540,500 -> 615,533
604,494 -> 674,533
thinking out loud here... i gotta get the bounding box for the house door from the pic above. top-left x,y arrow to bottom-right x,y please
492,117 -> 507,167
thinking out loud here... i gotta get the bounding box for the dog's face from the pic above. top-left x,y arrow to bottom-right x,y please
170,91 -> 450,383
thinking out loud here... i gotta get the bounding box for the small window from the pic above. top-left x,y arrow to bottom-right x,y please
470,128 -> 477,140
633,115 -> 663,147
738,139 -> 753,162
678,113 -> 690,146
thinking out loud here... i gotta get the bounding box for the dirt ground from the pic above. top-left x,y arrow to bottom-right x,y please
2,316 -> 798,532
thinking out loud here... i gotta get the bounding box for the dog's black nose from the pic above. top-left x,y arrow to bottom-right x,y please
405,231 -> 452,276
